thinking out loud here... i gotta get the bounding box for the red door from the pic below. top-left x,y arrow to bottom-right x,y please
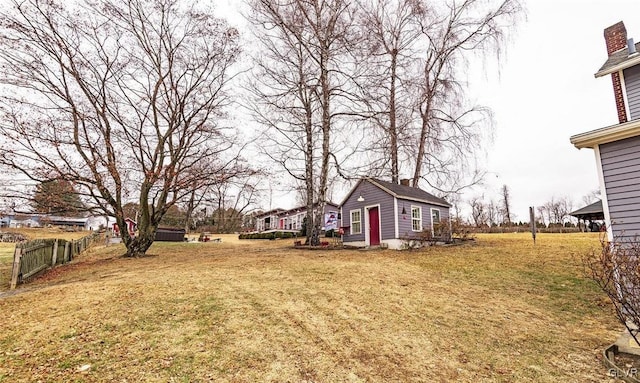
368,207 -> 380,246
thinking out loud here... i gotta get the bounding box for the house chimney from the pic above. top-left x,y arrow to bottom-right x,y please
400,179 -> 410,186
604,22 -> 629,124
604,21 -> 627,55
629,38 -> 637,55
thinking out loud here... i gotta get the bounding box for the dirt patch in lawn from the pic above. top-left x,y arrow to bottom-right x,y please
0,233 -> 623,382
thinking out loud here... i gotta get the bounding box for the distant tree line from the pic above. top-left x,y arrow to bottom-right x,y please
460,184 -> 599,232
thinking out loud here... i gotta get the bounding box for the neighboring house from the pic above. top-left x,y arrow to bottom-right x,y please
41,215 -> 88,228
571,21 -> 640,242
9,216 -> 41,228
1,214 -> 112,230
112,218 -> 137,237
85,216 -> 116,231
340,178 -> 451,250
0,216 -> 11,228
279,203 -> 339,231
254,203 -> 340,232
255,209 -> 285,232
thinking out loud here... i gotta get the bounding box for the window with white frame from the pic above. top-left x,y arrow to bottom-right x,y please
431,208 -> 441,225
411,206 -> 422,231
350,209 -> 361,234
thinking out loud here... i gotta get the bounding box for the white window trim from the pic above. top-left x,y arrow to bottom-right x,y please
431,208 -> 441,235
431,208 -> 441,225
411,206 -> 422,232
350,209 -> 362,235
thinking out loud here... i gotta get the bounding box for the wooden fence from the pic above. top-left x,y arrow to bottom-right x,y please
10,233 -> 101,289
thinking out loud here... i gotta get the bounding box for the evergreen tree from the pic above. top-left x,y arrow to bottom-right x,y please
32,180 -> 85,216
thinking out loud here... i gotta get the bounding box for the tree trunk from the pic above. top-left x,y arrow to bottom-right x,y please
389,50 -> 399,184
184,190 -> 196,234
124,230 -> 155,257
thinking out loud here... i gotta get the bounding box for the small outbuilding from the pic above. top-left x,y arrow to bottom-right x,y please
340,178 -> 451,250
570,200 -> 604,232
155,227 -> 186,242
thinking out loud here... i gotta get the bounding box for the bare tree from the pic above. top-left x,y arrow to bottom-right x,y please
469,195 -> 488,228
582,189 -> 601,206
0,0 -> 240,256
357,0 -> 421,183
543,196 -> 574,225
357,0 -> 521,190
248,0 -> 357,245
500,184 -> 512,225
536,205 -> 549,227
487,199 -> 500,227
180,159 -> 264,233
410,0 -> 522,191
207,164 -> 263,233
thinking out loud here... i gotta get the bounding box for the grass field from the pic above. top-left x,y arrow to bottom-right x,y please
0,232 -> 623,382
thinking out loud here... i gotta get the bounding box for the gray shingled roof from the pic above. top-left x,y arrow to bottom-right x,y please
369,178 -> 451,207
597,43 -> 640,75
569,200 -> 603,219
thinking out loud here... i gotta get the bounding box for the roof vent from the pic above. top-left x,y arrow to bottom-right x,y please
628,38 -> 637,55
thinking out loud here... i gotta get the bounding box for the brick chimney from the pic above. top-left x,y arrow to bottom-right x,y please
605,21 -> 627,55
400,179 -> 410,186
604,21 -> 628,124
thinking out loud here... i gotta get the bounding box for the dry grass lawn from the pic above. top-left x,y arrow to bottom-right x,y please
0,232 -> 623,382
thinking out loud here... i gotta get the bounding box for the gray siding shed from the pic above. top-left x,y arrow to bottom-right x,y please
600,135 -> 640,240
340,178 -> 451,248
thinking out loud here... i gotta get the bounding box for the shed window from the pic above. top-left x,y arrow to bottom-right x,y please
411,206 -> 422,231
350,209 -> 362,234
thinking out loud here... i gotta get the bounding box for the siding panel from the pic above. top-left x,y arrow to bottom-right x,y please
601,151 -> 640,167
625,65 -> 640,120
600,142 -> 640,159
602,177 -> 640,190
600,136 -> 640,239
397,199 -> 450,239
609,200 -> 640,212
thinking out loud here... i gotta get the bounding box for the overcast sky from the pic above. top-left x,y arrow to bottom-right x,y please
465,0 -> 640,221
218,0 -> 640,221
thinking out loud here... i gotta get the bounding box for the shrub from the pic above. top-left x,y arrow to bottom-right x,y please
584,237 -> 640,347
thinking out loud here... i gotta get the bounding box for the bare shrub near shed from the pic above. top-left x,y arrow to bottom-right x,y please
584,236 -> 640,346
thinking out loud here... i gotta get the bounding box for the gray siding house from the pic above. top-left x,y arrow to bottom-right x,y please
571,21 -> 640,242
340,178 -> 450,250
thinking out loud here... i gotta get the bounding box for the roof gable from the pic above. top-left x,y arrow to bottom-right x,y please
369,178 -> 451,207
596,42 -> 640,77
340,178 -> 450,208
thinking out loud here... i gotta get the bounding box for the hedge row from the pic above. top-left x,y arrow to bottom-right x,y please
239,231 -> 299,240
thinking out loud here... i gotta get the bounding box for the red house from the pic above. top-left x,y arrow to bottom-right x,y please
112,218 -> 137,237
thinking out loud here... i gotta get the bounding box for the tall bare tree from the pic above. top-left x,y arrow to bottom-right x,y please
0,0 -> 240,256
248,0 -> 357,245
500,184 -> 512,224
357,0 -> 522,191
410,0 -> 522,190
357,0 -> 420,183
